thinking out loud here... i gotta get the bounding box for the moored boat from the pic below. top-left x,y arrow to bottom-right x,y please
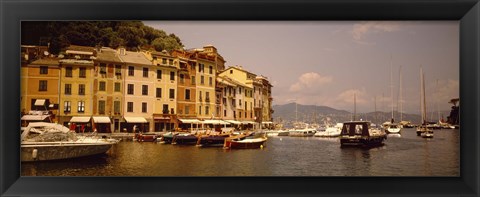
172,133 -> 198,145
135,132 -> 158,142
21,122 -> 118,162
196,134 -> 230,147
339,121 -> 387,147
315,123 -> 342,137
223,136 -> 267,149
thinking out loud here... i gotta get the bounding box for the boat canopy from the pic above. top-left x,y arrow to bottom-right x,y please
179,119 -> 201,124
124,116 -> 148,123
341,121 -> 370,136
21,114 -> 50,121
70,116 -> 91,123
92,116 -> 111,123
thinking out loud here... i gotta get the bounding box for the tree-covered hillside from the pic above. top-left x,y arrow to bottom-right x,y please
21,21 -> 183,54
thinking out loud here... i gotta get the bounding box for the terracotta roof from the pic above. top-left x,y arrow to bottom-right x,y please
30,58 -> 59,65
96,48 -> 122,62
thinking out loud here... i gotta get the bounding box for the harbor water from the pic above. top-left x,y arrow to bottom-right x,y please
21,128 -> 459,176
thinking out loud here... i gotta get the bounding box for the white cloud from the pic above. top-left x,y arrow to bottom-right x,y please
289,72 -> 332,93
352,21 -> 402,44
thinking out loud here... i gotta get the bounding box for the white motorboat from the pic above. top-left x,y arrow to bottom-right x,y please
21,122 -> 119,162
315,123 -> 342,137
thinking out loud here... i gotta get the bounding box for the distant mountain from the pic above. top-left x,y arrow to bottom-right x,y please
272,103 -> 424,126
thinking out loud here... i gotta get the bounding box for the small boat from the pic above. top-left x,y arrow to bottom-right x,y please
196,133 -> 230,147
384,122 -> 402,134
339,121 -> 387,147
135,132 -> 158,142
21,122 -> 119,162
223,135 -> 267,149
419,126 -> 434,138
159,132 -> 176,144
172,133 -> 198,145
277,130 -> 290,136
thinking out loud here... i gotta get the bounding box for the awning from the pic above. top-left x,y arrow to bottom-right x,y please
242,121 -> 257,124
262,121 -> 273,124
70,116 -> 91,123
225,120 -> 242,125
179,119 -> 201,124
34,99 -> 46,106
124,117 -> 148,123
203,120 -> 229,125
93,116 -> 111,123
21,115 -> 50,121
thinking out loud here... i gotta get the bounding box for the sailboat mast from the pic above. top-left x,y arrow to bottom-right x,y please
399,66 -> 403,122
354,93 -> 356,121
390,56 -> 394,123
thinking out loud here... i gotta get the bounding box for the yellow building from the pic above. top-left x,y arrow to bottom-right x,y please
58,47 -> 96,130
20,57 -> 60,125
172,50 -> 198,131
193,52 -> 217,120
92,47 -> 124,132
118,48 -> 156,132
146,50 -> 179,131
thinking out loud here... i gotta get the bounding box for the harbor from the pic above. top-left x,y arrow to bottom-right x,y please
21,128 -> 459,176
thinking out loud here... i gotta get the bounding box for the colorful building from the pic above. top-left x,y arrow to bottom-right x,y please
172,50 -> 198,130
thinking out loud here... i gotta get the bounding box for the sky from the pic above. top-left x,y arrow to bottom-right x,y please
144,21 -> 459,114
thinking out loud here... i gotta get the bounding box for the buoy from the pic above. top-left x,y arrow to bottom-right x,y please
260,145 -> 264,149
32,149 -> 38,160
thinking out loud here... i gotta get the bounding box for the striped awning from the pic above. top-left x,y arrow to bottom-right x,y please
203,120 -> 229,125
124,117 -> 148,123
93,116 -> 111,123
34,99 -> 46,106
262,121 -> 273,124
70,116 -> 91,123
179,119 -> 201,124
225,120 -> 242,125
242,121 -> 257,124
21,115 -> 50,121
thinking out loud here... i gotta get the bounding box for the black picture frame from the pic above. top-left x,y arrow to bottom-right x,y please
1,0 -> 478,196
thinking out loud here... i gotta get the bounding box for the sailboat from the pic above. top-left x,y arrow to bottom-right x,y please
416,67 -> 434,138
384,58 -> 401,134
288,101 -> 316,137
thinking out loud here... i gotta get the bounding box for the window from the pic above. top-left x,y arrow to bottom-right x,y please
162,58 -> 167,65
206,92 -> 210,102
239,87 -> 242,94
185,89 -> 190,100
199,91 -> 202,101
205,106 -> 209,115
98,100 -> 105,114
191,76 -> 196,85
142,85 -> 148,95
156,88 -> 162,98
179,74 -> 184,84
169,59 -> 174,65
230,70 -> 233,74
79,67 -> 86,78
78,84 -> 85,95
169,89 -> 175,99
224,110 -> 226,117
157,70 -> 162,79
163,104 -> 169,114
127,84 -> 134,95
127,102 -> 133,112
199,106 -> 202,115
200,76 -> 204,85
209,66 -> 213,74
128,66 -> 134,76
100,63 -> 106,74
143,67 -> 148,78
170,71 -> 175,81
190,63 -> 195,71
64,84 -> 71,95
245,101 -> 247,110
115,65 -> 121,75
239,99 -> 242,107
77,101 -> 85,112
142,102 -> 147,113
64,101 -> 71,112
38,80 -> 47,91
40,66 -> 48,74
114,101 -> 120,114
99,81 -> 106,91
209,77 -> 212,86
185,106 -> 190,115
239,111 -> 242,118
114,82 -> 121,92
65,67 -> 72,77
198,64 -> 202,72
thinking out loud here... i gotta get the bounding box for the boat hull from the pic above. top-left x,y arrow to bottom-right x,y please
224,137 -> 267,149
21,143 -> 113,162
339,136 -> 386,147
197,135 -> 229,147
172,135 -> 198,145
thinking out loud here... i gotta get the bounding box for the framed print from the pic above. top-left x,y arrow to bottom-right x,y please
1,0 -> 479,196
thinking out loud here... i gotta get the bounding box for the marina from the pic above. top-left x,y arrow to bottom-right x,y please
21,128 -> 459,176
